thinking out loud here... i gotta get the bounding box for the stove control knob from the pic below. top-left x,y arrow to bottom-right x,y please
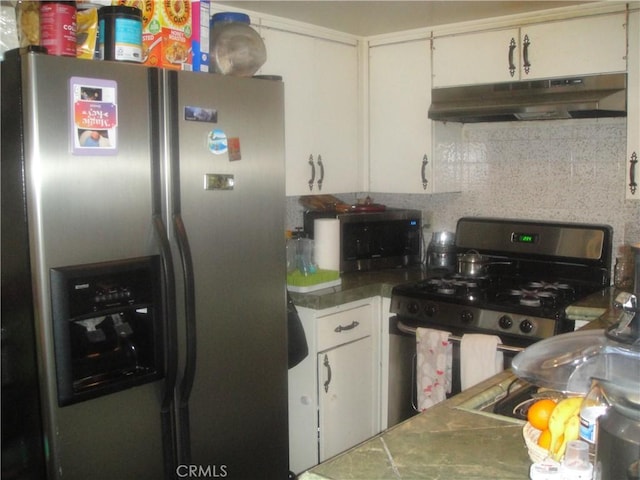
519,319 -> 534,334
498,315 -> 513,330
407,302 -> 420,315
424,303 -> 438,317
460,310 -> 474,324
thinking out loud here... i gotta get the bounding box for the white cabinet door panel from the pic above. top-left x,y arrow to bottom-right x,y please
521,14 -> 627,79
432,28 -> 520,87
369,38 -> 463,193
313,38 -> 360,195
261,29 -> 360,195
318,336 -> 375,461
369,39 -> 431,193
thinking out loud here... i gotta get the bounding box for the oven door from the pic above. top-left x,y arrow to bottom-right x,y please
388,316 -> 524,427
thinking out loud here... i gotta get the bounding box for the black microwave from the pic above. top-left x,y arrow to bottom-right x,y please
303,209 -> 422,272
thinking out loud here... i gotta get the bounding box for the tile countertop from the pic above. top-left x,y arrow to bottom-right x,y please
288,266 -> 428,310
299,370 -> 532,480
294,271 -> 625,480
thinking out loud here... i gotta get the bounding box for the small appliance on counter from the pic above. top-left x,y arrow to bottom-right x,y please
302,200 -> 422,273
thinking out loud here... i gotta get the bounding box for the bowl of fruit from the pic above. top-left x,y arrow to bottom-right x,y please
523,396 -> 584,463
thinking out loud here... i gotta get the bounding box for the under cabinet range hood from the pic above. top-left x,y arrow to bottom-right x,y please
428,73 -> 627,123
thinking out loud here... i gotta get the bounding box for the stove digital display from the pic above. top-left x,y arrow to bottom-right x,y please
511,232 -> 539,244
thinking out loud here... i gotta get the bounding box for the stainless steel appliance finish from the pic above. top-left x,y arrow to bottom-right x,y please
387,218 -> 613,424
429,72 -> 627,123
304,208 -> 422,272
1,49 -> 288,479
455,217 -> 611,262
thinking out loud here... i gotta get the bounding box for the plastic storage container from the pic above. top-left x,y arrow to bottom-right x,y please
209,12 -> 266,76
98,5 -> 143,63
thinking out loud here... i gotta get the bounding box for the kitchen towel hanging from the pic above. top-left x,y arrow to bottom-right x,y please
314,218 -> 340,271
415,327 -> 452,410
460,333 -> 504,391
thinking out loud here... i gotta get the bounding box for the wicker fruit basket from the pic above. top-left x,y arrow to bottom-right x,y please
523,422 -> 551,463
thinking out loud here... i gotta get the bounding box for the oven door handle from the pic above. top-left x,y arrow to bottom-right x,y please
411,353 -> 419,412
396,320 -> 525,353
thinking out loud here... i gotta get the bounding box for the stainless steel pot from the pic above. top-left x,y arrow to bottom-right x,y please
456,250 -> 488,276
456,250 -> 511,276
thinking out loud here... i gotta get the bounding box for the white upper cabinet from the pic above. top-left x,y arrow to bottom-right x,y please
432,28 -> 520,87
260,28 -> 360,196
520,14 -> 627,80
433,13 -> 627,87
369,38 -> 462,193
627,10 -> 640,201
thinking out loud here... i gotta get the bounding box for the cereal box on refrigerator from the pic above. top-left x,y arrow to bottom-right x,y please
118,0 -> 193,70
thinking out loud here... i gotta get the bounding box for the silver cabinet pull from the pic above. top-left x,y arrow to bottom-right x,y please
508,38 -> 517,77
323,354 -> 332,393
317,155 -> 324,191
308,154 -> 316,191
630,151 -> 638,195
421,154 -> 429,190
334,321 -> 359,333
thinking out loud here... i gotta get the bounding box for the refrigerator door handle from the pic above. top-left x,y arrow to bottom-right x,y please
149,67 -> 178,479
173,212 -> 197,464
152,214 -> 179,477
165,69 -> 197,464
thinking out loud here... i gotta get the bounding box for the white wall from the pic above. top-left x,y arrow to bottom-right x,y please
287,117 -> 640,259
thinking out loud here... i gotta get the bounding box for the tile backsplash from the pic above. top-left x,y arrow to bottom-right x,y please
287,117 -> 639,260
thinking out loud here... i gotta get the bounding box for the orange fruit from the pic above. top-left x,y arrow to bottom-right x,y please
537,429 -> 552,449
527,398 -> 557,431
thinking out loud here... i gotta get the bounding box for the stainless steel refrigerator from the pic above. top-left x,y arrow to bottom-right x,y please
1,48 -> 288,480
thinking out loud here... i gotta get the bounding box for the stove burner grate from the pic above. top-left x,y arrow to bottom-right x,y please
503,281 -> 577,309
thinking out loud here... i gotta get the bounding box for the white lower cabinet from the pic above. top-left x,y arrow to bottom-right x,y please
288,298 -> 381,474
318,335 -> 373,461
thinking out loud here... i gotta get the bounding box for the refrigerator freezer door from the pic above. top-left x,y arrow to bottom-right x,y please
165,71 -> 288,477
7,52 -> 169,479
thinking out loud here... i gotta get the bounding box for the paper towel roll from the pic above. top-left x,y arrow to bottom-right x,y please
314,218 -> 340,271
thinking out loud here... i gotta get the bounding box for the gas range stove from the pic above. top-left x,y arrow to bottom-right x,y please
391,217 -> 613,346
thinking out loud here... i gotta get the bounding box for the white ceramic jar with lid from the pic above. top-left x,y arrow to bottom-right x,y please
209,12 -> 266,77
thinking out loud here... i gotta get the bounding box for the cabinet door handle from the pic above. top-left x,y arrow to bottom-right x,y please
522,34 -> 531,75
508,38 -> 517,77
421,154 -> 429,190
334,320 -> 359,333
630,151 -> 638,195
308,154 -> 316,191
323,354 -> 332,393
317,155 -> 324,191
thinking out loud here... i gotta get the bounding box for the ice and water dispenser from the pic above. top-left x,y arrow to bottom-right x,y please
50,256 -> 164,406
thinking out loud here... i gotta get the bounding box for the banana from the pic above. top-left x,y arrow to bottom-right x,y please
547,396 -> 584,454
554,414 -> 581,460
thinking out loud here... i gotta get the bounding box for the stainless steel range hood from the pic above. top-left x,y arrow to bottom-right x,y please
428,73 -> 627,123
